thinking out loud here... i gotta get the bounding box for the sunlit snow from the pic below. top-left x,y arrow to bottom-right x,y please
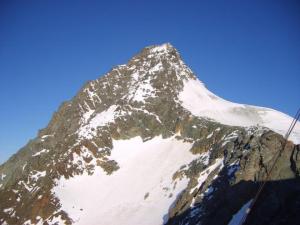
53,136 -> 198,225
78,105 -> 118,139
190,157 -> 224,194
179,78 -> 300,144
32,149 -> 49,157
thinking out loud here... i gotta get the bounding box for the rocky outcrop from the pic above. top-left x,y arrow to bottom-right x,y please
166,130 -> 300,225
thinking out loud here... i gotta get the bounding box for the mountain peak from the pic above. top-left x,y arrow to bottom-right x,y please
1,43 -> 300,225
125,43 -> 193,83
132,43 -> 181,62
146,43 -> 176,54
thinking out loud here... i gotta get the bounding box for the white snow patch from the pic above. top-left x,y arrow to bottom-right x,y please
82,109 -> 95,123
149,62 -> 163,74
23,220 -> 31,225
190,158 -> 223,194
41,134 -> 54,140
206,132 -> 213,139
22,163 -> 27,171
131,77 -> 156,103
89,105 -> 117,127
1,173 -> 6,180
53,136 -> 198,225
228,199 -> 252,225
150,44 -> 168,54
31,171 -> 47,181
198,151 -> 210,166
222,131 -> 240,147
78,105 -> 118,139
132,71 -> 139,81
35,217 -> 43,225
3,207 -> 14,214
32,149 -> 49,157
179,78 -> 300,144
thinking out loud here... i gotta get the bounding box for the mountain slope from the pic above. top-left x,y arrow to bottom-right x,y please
179,76 -> 300,144
0,43 -> 299,225
54,136 -> 196,225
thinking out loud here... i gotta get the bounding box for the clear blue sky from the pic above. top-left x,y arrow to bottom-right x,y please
0,0 -> 299,163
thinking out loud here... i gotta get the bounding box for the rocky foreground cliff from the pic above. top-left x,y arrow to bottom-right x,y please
0,43 -> 299,225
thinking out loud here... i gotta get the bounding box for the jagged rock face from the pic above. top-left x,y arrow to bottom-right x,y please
0,43 -> 299,225
166,131 -> 300,225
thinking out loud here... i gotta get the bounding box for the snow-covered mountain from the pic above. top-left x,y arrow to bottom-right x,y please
0,43 -> 299,225
179,77 -> 300,144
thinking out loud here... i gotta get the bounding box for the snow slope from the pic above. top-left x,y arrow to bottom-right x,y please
179,78 -> 300,144
53,136 -> 197,225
